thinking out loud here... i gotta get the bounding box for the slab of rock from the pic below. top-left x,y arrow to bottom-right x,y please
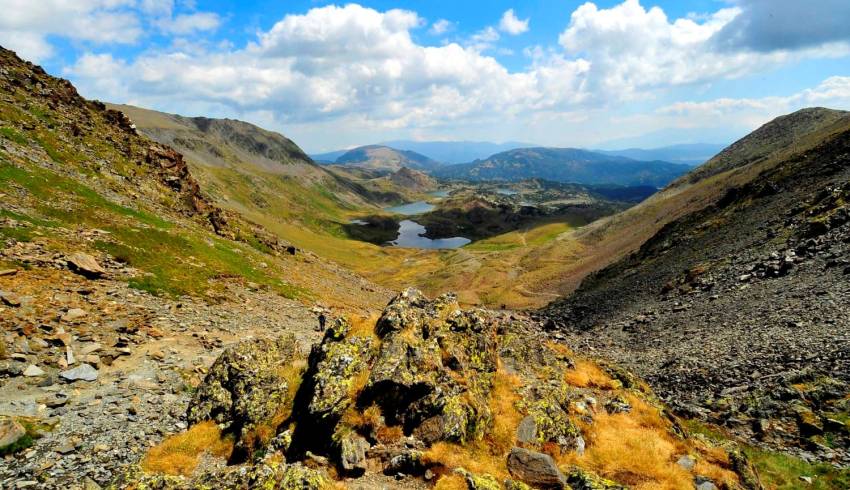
59,363 -> 98,382
0,419 -> 26,448
67,252 -> 106,278
23,365 -> 45,377
61,308 -> 87,322
507,447 -> 567,489
0,269 -> 17,277
516,415 -> 538,443
0,290 -> 21,307
79,342 -> 102,355
677,455 -> 696,471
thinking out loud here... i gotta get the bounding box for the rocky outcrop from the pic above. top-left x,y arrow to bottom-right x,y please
111,461 -> 327,490
186,334 -> 301,457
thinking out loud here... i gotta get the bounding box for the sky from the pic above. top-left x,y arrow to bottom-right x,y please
1,1 -> 850,153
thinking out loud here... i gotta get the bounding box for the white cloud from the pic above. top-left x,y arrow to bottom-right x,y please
158,12 -> 221,34
557,0 -> 850,100
658,76 -> 850,120
467,26 -> 500,52
0,0 -> 221,62
499,9 -> 529,35
30,1 -> 850,149
0,0 -> 141,60
429,19 -> 453,36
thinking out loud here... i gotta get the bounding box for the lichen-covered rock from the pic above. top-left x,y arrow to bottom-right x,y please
455,468 -> 501,490
110,461 -> 327,490
566,468 -> 627,490
307,333 -> 374,420
360,290 -> 498,445
186,335 -> 300,454
335,428 -> 370,475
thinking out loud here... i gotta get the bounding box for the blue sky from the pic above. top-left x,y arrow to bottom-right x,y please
2,0 -> 850,152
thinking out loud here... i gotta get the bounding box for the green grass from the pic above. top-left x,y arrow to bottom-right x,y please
0,127 -> 27,145
0,158 -> 308,300
684,419 -> 850,490
745,448 -> 850,490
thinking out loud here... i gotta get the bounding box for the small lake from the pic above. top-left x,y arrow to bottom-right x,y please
495,188 -> 518,195
385,201 -> 435,215
390,220 -> 470,249
429,190 -> 450,198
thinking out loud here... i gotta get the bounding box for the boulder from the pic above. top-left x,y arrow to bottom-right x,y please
506,447 -> 567,489
23,365 -> 45,377
186,334 -> 300,455
0,419 -> 26,449
67,252 -> 106,278
59,363 -> 98,382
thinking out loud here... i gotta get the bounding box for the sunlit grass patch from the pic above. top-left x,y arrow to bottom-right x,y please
141,421 -> 234,476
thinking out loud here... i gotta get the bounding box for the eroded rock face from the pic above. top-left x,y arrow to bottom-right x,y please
186,334 -> 300,455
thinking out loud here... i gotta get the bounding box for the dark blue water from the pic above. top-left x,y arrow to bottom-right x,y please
390,220 -> 470,249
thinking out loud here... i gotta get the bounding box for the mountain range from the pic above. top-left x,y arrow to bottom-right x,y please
433,147 -> 691,187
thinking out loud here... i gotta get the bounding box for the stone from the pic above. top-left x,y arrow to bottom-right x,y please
677,455 -> 696,471
695,476 -> 717,490
61,308 -> 87,322
67,252 -> 106,278
59,363 -> 98,382
66,346 -> 76,366
0,269 -> 17,277
79,342 -> 102,355
0,290 -> 21,307
338,432 -> 370,474
507,447 -> 567,489
567,468 -> 626,489
186,334 -> 300,455
23,365 -> 45,377
0,419 -> 27,448
516,415 -> 538,443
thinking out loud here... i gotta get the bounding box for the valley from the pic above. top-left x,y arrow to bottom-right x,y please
1,43 -> 849,490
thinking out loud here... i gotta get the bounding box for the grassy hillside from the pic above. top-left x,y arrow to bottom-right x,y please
0,47 -> 389,312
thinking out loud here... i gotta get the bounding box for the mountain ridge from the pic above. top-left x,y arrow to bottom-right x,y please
434,147 -> 690,187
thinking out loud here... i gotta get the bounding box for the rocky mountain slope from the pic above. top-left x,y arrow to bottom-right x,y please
325,145 -> 443,173
434,148 -> 690,187
542,108 -> 850,467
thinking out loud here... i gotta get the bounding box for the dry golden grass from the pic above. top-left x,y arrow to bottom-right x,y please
564,359 -> 619,390
434,474 -> 469,490
423,369 -> 522,481
347,313 -> 380,340
559,394 -> 738,490
141,421 -> 233,476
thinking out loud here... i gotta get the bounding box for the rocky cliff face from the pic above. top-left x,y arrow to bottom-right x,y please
119,290 -> 759,489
